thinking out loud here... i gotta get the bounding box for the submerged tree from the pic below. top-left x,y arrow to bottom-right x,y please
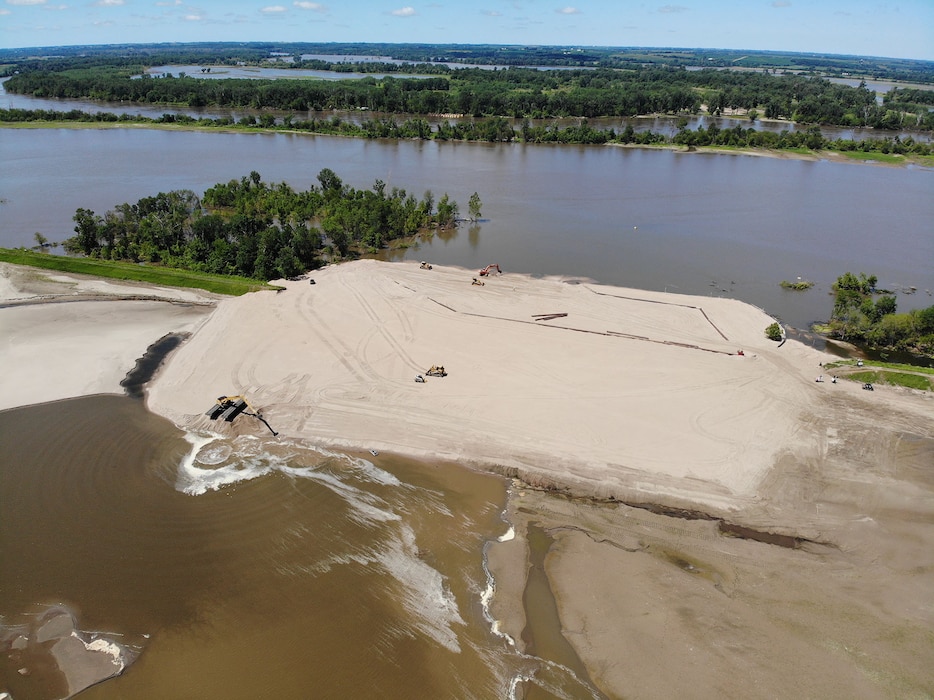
63,170 -> 465,280
468,192 -> 482,221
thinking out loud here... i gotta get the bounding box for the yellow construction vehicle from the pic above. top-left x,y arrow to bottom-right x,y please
426,365 -> 447,377
205,395 -> 278,435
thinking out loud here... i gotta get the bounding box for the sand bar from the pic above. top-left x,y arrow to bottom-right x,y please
148,258 -> 840,513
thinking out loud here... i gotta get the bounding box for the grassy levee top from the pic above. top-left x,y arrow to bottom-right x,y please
0,248 -> 277,296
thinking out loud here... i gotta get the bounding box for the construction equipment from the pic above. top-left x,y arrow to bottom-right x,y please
862,383 -> 874,391
426,365 -> 447,377
472,278 -> 485,286
205,395 -> 278,435
420,261 -> 433,270
478,264 -> 502,277
415,374 -> 426,383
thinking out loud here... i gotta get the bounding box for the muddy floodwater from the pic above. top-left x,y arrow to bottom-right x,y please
2,396 -> 599,698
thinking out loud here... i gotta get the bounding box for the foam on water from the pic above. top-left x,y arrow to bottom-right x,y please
376,523 -> 465,654
177,434 -> 403,529
84,636 -> 126,670
498,525 -> 516,542
481,517 -> 519,647
344,453 -> 403,487
174,432 -> 486,659
177,433 -> 276,495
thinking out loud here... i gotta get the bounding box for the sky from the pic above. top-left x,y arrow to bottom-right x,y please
0,0 -> 932,61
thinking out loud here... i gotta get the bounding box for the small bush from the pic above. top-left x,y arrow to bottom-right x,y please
780,279 -> 814,290
765,322 -> 783,341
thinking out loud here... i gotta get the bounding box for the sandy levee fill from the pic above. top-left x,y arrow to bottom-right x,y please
0,262 -> 217,411
150,258 -> 832,513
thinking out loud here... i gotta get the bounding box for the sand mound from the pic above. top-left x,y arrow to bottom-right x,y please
147,260 -> 832,512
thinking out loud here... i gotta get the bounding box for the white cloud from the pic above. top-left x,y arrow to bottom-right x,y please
294,0 -> 326,10
261,4 -> 286,11
93,0 -> 125,6
391,6 -> 415,16
658,4 -> 687,12
183,13 -> 201,20
0,7 -> 11,13
6,0 -> 46,6
155,0 -> 182,6
556,6 -> 579,14
482,10 -> 501,16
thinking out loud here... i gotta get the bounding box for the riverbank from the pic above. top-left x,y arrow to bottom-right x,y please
2,259 -> 932,698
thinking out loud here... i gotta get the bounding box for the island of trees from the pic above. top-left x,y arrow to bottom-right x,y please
826,272 -> 934,357
63,170 -> 464,281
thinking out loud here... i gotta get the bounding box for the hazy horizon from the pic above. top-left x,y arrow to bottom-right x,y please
1,1 -> 932,62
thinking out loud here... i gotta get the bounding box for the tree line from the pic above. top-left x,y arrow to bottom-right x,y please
3,42 -> 931,82
829,272 -> 934,356
5,59 -> 933,130
63,170 -> 463,281
4,107 -> 930,156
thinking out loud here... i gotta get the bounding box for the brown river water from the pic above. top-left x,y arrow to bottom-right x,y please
2,395 -> 605,698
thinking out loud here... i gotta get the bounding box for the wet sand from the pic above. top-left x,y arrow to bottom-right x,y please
2,259 -> 932,698
0,263 -> 217,411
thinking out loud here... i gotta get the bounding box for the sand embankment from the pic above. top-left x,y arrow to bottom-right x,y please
0,262 -> 216,411
146,258 -> 834,514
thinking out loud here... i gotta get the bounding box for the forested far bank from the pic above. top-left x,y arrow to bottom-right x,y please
4,58 -> 933,131
61,170 -> 465,281
2,108 -> 931,161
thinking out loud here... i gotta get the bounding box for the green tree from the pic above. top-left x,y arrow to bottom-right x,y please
874,295 -> 897,318
468,192 -> 482,221
67,208 -> 102,255
435,194 -> 458,228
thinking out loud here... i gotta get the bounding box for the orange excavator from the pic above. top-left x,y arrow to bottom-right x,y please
479,263 -> 502,276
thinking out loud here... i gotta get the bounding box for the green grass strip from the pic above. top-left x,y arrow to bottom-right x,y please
848,369 -> 932,391
823,359 -> 934,376
0,248 -> 278,296
835,151 -> 906,164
